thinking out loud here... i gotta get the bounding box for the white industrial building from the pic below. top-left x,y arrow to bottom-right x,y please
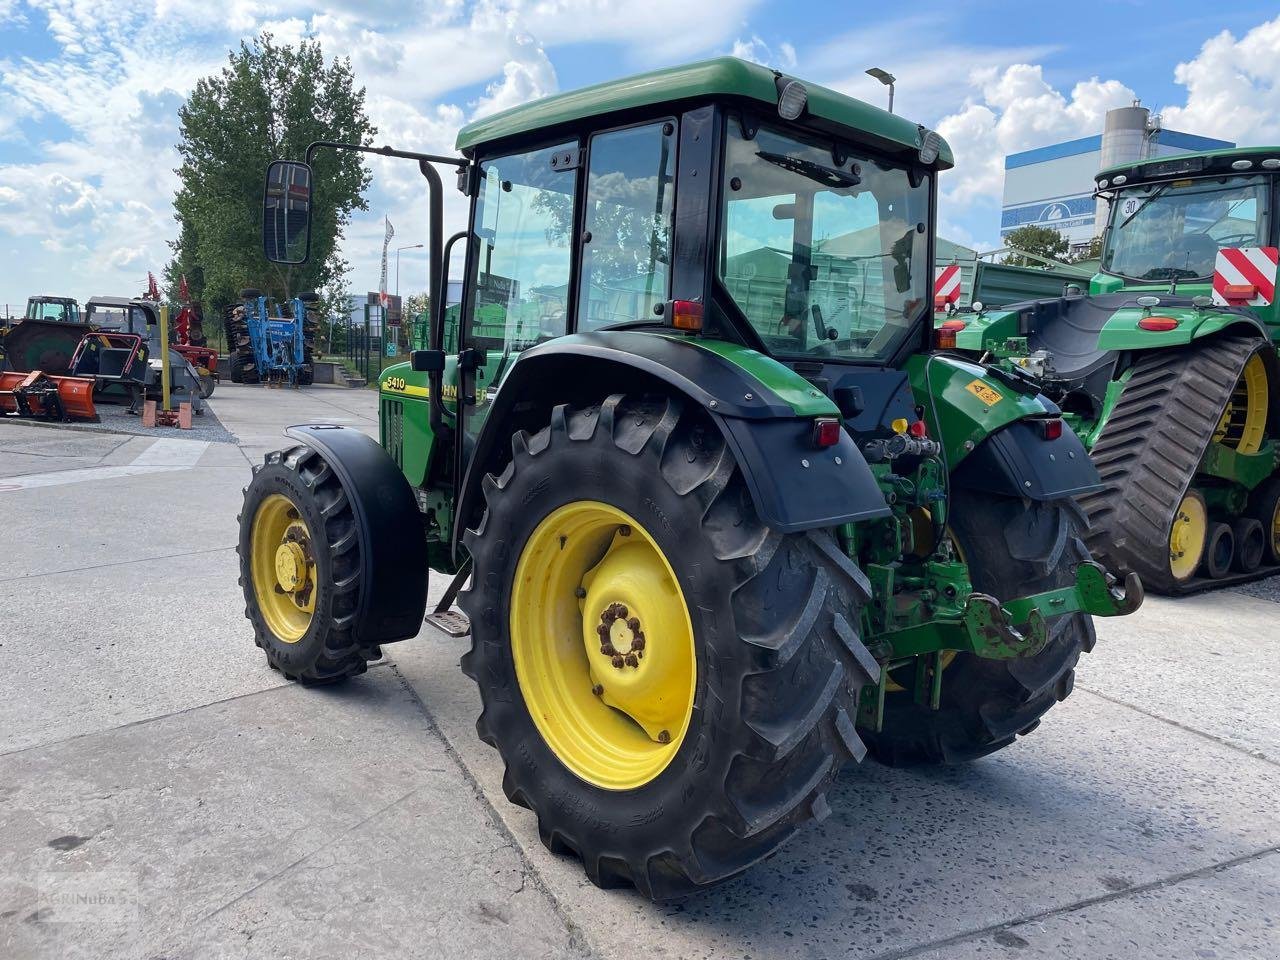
1001,104 -> 1233,253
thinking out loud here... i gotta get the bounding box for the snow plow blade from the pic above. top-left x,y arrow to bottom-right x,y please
0,370 -> 98,421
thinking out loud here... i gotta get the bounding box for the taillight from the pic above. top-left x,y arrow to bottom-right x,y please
1222,283 -> 1257,303
812,417 -> 841,447
671,300 -> 703,331
1034,418 -> 1063,441
934,319 -> 966,350
1138,315 -> 1179,331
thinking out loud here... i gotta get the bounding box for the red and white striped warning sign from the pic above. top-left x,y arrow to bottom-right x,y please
935,264 -> 962,308
1212,247 -> 1278,307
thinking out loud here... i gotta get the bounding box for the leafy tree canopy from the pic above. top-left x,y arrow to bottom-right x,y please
1001,224 -> 1071,267
167,33 -> 375,324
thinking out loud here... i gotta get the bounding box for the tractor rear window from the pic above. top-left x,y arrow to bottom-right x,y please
718,118 -> 931,362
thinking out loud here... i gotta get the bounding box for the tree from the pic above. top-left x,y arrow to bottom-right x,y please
168,33 -> 376,321
1070,235 -> 1104,263
1002,224 -> 1070,267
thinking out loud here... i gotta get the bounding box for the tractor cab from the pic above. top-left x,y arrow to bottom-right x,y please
24,295 -> 81,324
242,57 -> 1140,900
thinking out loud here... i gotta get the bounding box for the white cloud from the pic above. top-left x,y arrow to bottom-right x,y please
934,64 -> 1136,217
731,35 -> 796,71
1159,16 -> 1280,141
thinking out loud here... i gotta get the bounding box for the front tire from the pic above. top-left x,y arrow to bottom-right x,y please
863,491 -> 1096,766
459,395 -> 879,899
238,445 -> 379,683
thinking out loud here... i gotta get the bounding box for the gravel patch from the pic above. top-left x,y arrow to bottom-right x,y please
0,398 -> 236,443
1230,572 -> 1280,604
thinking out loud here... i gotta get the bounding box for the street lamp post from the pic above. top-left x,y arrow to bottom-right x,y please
866,67 -> 896,114
395,243 -> 425,298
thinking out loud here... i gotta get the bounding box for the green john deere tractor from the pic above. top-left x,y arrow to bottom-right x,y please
239,57 -> 1141,899
938,146 -> 1280,593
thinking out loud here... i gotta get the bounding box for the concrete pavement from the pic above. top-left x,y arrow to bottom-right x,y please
1,380 -> 1277,960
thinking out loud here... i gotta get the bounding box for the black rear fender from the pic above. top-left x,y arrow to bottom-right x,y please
951,419 -> 1102,501
454,334 -> 889,556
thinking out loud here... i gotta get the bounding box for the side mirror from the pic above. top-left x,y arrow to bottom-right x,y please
262,160 -> 313,264
411,349 -> 445,373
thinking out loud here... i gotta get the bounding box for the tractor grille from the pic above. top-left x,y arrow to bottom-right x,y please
382,398 -> 404,467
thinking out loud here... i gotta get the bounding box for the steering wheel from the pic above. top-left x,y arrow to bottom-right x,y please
1214,232 -> 1257,248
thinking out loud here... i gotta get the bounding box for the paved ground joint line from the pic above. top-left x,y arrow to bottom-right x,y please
0,664 -> 387,759
1076,684 -> 1278,768
0,545 -> 236,585
190,785 -> 423,927
386,663 -> 595,958
864,844 -> 1280,960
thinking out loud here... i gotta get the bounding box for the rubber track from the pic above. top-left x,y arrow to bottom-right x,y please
1078,335 -> 1264,595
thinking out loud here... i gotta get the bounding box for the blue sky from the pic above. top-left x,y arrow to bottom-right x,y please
2,0 -> 1279,309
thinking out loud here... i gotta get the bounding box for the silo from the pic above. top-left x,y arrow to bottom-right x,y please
1094,103 -> 1152,237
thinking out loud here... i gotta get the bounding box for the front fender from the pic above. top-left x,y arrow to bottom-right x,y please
283,424 -> 429,645
1096,306 -> 1266,351
452,332 -> 889,553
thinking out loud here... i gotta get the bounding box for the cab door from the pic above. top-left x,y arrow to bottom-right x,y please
454,139 -> 580,477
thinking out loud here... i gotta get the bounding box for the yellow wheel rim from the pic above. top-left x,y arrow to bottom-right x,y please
250,493 -> 317,643
1212,354 -> 1269,455
1168,490 -> 1208,582
510,501 -> 696,791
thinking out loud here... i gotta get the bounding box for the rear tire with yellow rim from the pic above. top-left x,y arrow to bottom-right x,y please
238,445 -> 377,683
459,394 -> 877,900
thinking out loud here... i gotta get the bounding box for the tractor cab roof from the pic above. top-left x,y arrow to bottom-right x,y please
1097,145 -> 1280,190
29,295 -> 77,304
455,56 -> 953,170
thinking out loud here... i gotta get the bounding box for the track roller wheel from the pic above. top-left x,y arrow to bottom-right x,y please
459,395 -> 878,899
1168,490 -> 1209,586
1246,477 -> 1280,565
1230,518 -> 1265,574
1202,523 -> 1234,580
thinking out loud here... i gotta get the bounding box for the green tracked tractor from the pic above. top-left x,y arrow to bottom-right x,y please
937,146 -> 1280,593
239,57 -> 1141,899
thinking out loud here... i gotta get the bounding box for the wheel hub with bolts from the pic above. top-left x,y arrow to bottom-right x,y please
507,499 -> 695,790
249,493 -> 318,643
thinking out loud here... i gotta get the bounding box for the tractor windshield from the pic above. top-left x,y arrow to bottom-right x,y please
1102,175 -> 1271,282
718,117 -> 931,362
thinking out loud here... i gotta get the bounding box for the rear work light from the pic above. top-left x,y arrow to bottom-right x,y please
812,417 -> 841,448
1138,315 -> 1179,331
1034,418 -> 1063,441
671,299 -> 703,331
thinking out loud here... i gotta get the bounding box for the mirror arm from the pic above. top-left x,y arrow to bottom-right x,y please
303,140 -> 467,169
300,140 -> 467,437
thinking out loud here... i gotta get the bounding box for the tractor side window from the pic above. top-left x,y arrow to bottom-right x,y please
466,142 -> 577,359
577,121 -> 676,330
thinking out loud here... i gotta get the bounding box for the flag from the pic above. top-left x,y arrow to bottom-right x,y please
379,215 -> 394,308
